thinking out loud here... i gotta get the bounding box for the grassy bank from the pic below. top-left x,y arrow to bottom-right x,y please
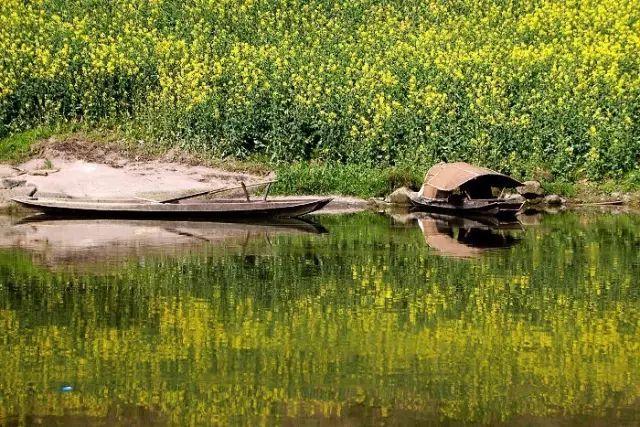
2,127 -> 639,201
1,126 -> 419,197
2,0 -> 639,185
274,162 -> 424,198
274,164 -> 640,200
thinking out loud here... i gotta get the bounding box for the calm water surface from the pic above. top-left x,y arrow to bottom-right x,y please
0,211 -> 639,425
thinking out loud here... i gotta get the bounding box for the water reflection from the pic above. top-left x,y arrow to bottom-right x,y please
415,213 -> 522,258
0,211 -> 639,425
0,215 -> 326,270
3,404 -> 166,427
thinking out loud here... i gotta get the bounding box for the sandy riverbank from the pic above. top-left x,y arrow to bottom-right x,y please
0,139 -> 368,214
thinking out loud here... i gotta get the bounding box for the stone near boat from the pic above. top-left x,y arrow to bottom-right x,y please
1,178 -> 26,189
504,193 -> 526,203
6,183 -> 37,199
516,180 -> 544,199
385,186 -> 416,205
611,192 -> 632,203
28,168 -> 60,176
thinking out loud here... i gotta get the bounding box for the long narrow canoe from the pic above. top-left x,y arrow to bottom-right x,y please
12,197 -> 332,219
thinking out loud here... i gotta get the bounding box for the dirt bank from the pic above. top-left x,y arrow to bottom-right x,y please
0,138 -> 368,213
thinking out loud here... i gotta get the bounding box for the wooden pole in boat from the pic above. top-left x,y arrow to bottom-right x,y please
263,181 -> 273,201
155,180 -> 277,204
240,181 -> 251,201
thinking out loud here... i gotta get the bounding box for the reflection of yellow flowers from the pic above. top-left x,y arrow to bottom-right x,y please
0,0 -> 639,174
0,213 -> 639,423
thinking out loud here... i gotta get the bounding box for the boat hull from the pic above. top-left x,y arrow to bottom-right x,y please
11,197 -> 333,219
408,197 -> 523,217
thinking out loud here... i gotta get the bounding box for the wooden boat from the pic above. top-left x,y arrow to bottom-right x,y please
409,197 -> 524,216
408,162 -> 524,217
11,196 -> 332,219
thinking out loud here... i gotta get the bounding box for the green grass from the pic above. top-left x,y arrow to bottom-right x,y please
273,162 -> 423,198
539,181 -> 578,198
0,127 -> 56,163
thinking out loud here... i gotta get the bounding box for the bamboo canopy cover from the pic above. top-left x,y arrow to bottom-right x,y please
420,162 -> 522,199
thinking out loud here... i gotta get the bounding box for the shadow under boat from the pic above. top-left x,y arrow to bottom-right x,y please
414,212 -> 522,258
0,215 -> 327,270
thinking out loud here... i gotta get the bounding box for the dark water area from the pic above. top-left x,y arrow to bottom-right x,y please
0,211 -> 639,425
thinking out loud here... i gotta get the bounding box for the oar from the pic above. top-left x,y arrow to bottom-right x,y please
151,180 -> 278,204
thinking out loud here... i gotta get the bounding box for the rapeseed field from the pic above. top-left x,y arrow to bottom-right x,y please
1,0 -> 638,181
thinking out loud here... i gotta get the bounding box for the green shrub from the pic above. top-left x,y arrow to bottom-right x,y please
0,127 -> 54,163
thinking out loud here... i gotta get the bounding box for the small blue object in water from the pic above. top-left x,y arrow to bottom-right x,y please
60,385 -> 73,392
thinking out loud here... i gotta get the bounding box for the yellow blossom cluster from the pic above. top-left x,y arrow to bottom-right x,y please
1,0 -> 639,178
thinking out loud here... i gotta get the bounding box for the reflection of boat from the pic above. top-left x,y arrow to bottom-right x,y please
11,197 -> 332,219
0,216 -> 327,270
416,213 -> 521,258
425,212 -> 523,230
16,214 -> 329,234
408,162 -> 524,217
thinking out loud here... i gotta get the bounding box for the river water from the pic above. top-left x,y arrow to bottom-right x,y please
0,211 -> 638,425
